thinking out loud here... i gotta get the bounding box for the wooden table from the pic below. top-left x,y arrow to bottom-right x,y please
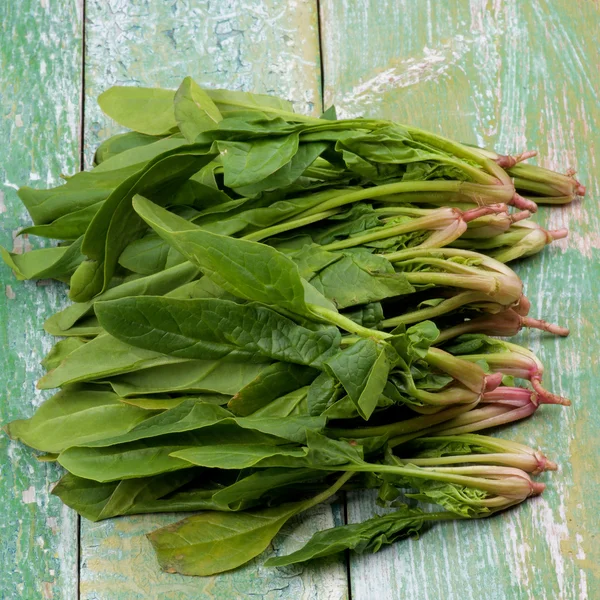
1,1 -> 598,598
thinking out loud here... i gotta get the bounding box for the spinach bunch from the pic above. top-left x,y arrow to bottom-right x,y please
2,78 -> 579,576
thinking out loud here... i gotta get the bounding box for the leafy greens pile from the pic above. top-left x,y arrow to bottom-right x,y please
3,77 -> 582,576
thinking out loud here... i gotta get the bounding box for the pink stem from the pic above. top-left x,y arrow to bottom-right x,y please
547,228 -> 568,241
482,387 -> 536,405
510,193 -> 538,213
531,481 -> 546,495
530,376 -> 571,406
510,210 -> 531,223
494,150 -> 538,168
512,295 -> 531,316
484,372 -> 504,392
520,316 -> 570,337
462,204 -> 509,223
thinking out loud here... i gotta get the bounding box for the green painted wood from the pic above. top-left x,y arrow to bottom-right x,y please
0,1 -> 83,598
78,2 -> 348,598
319,1 -> 599,598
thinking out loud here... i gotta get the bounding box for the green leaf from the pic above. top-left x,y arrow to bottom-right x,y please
309,251 -> 414,309
81,400 -> 232,448
45,261 -> 201,335
37,334 -> 187,390
251,387 -> 310,418
119,395 -> 229,411
211,468 -> 322,510
19,203 -> 102,240
219,134 -> 299,189
206,88 -> 295,116
147,471 -> 351,576
132,196 -> 336,317
72,144 -> 216,301
174,76 -> 222,142
228,362 -> 318,416
41,338 -> 88,371
1,237 -> 84,281
94,131 -> 162,164
98,86 -> 177,135
306,372 -> 341,416
57,426 -> 283,482
5,388 -> 152,453
93,136 -> 187,174
325,340 -> 391,420
17,166 -> 135,226
265,505 -> 429,566
107,360 -> 267,398
52,470 -> 197,521
171,443 -> 309,470
96,297 -> 340,367
235,142 -> 328,196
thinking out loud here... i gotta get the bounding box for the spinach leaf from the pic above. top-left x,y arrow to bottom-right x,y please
108,359 -> 267,398
174,76 -> 222,142
71,144 -> 217,301
96,297 -> 341,367
132,195 -> 336,317
306,372 -> 341,416
41,338 -> 88,371
98,86 -> 177,135
1,237 -> 84,281
45,261 -> 201,335
37,334 -> 187,389
147,471 -> 352,576
5,388 -> 152,453
95,131 -> 162,164
57,427 -> 286,481
265,505 -> 432,566
325,339 -> 392,420
52,470 -> 197,521
219,134 -> 300,189
308,251 -> 415,309
251,387 -> 310,417
228,362 -> 318,416
20,203 -> 102,240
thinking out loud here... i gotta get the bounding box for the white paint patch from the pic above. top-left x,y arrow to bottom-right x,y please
15,114 -> 24,127
0,190 -> 6,213
22,486 -> 37,504
3,180 -> 19,190
5,285 -> 16,299
534,497 -> 570,597
36,536 -> 45,548
332,36 -> 473,118
579,569 -> 588,600
30,172 -> 41,181
40,0 -> 49,8
575,533 -> 586,560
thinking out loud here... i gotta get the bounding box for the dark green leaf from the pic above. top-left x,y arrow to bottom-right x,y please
228,362 -> 318,416
96,297 -> 340,367
265,505 -> 428,566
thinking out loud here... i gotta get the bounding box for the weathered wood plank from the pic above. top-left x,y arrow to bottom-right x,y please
320,0 -> 599,598
79,1 -> 348,598
0,1 -> 83,598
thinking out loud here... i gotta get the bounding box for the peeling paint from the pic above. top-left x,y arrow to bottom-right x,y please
22,486 -> 37,504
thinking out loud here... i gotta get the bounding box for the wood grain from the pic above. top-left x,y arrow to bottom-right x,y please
78,1 -> 347,598
0,1 -> 82,598
319,1 -> 599,598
